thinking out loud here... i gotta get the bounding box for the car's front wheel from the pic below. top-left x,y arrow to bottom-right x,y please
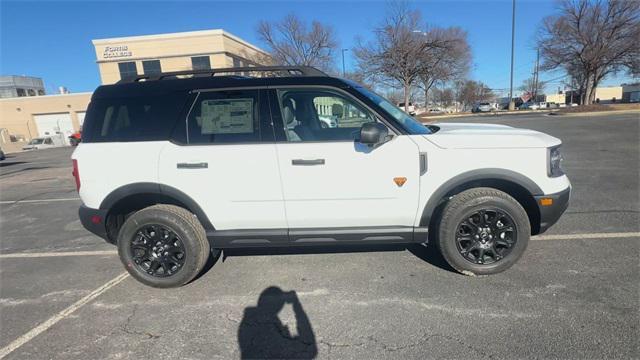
117,204 -> 210,288
436,187 -> 530,275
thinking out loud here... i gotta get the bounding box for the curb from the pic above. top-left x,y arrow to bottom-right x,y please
552,109 -> 640,117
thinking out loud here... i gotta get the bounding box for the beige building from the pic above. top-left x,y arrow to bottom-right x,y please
545,93 -> 566,104
93,29 -> 268,84
0,93 -> 91,152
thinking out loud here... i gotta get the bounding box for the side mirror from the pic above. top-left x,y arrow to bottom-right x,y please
359,122 -> 389,147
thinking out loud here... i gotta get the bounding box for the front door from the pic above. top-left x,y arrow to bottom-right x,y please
269,88 -> 420,231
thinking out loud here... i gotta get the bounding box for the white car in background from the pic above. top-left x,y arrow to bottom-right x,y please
318,114 -> 338,128
22,136 -> 65,151
398,102 -> 416,115
519,102 -> 541,110
472,102 -> 494,113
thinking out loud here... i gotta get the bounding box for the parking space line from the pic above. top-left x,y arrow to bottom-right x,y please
0,250 -> 117,259
532,232 -> 640,241
0,272 -> 129,359
0,198 -> 80,204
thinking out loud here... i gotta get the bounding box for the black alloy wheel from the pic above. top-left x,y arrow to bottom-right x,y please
455,209 -> 517,265
130,224 -> 186,277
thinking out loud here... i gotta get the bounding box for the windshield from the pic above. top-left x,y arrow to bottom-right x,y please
29,138 -> 44,145
356,87 -> 431,135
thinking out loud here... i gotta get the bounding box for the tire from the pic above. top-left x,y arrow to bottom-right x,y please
435,187 -> 530,276
117,204 -> 210,288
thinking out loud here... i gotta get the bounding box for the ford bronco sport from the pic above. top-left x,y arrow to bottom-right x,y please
73,66 -> 570,288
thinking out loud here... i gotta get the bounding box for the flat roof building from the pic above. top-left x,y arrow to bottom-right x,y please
0,75 -> 46,98
92,29 -> 268,84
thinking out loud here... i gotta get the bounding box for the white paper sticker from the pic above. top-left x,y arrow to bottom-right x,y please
200,98 -> 254,134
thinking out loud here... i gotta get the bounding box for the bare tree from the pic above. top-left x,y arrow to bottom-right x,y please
353,2 -> 445,108
537,0 -> 640,104
257,14 -> 338,71
417,27 -> 472,106
455,80 -> 495,110
518,77 -> 547,101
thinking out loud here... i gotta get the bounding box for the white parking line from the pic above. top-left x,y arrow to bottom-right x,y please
532,232 -> 640,241
0,272 -> 129,359
0,250 -> 117,259
0,197 -> 80,204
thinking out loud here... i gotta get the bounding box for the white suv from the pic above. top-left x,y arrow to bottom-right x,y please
72,66 -> 571,288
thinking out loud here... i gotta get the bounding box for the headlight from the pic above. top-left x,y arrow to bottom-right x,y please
548,145 -> 564,177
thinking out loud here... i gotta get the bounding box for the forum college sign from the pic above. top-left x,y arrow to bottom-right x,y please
103,45 -> 133,59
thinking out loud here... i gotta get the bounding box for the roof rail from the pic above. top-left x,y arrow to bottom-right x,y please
119,66 -> 328,83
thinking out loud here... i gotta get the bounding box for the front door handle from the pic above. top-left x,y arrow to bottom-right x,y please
291,159 -> 325,166
177,162 -> 208,169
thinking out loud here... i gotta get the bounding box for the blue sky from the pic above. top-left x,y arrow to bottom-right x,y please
0,0 -> 634,95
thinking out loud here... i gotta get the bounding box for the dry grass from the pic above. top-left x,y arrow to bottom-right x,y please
558,103 -> 640,113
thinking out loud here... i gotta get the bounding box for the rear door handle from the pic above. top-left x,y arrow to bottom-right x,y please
291,159 -> 325,166
177,162 -> 208,169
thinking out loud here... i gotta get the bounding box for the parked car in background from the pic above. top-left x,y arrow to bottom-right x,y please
398,102 -> 416,115
22,136 -> 65,151
69,131 -> 82,146
519,102 -> 541,110
318,114 -> 338,128
472,102 -> 493,113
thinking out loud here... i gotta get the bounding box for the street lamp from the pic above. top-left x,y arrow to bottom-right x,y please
508,0 -> 516,111
341,49 -> 349,77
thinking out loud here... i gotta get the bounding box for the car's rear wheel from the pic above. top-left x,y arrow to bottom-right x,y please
436,187 -> 530,275
117,204 -> 210,288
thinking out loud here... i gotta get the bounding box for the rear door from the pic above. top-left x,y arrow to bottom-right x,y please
158,89 -> 287,234
269,87 -> 421,232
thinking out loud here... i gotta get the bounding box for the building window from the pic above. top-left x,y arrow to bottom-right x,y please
27,89 -> 36,96
233,57 -> 243,68
16,88 -> 26,97
191,56 -> 211,71
118,62 -> 138,80
142,60 -> 162,76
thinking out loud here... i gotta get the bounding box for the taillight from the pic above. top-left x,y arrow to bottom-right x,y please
72,159 -> 80,191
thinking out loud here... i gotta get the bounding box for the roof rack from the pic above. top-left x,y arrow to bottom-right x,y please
120,65 -> 328,83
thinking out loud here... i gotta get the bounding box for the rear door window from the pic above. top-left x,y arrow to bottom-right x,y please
186,90 -> 264,144
83,92 -> 188,142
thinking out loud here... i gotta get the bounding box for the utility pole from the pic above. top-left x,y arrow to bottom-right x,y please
533,48 -> 540,101
508,0 -> 516,111
341,49 -> 349,77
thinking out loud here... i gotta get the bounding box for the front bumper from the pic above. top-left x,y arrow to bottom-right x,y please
78,205 -> 112,243
534,186 -> 571,234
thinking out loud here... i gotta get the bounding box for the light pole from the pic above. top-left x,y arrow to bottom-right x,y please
341,49 -> 349,77
508,0 -> 516,111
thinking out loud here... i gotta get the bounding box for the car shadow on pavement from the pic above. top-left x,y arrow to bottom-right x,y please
238,286 -> 318,359
223,243 -> 457,274
405,243 -> 456,273
0,161 -> 26,167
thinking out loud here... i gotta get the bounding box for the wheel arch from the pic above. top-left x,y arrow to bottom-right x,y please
99,183 -> 214,242
420,169 -> 543,235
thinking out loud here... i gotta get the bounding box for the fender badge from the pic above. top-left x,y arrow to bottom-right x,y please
393,177 -> 407,187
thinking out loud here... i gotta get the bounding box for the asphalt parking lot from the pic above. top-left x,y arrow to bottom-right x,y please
0,112 -> 638,359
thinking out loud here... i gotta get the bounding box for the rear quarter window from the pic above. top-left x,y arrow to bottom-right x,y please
82,92 -> 188,142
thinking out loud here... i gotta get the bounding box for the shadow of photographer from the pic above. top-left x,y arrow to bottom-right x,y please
238,286 -> 318,359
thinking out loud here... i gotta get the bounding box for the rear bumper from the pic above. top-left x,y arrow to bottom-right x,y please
78,205 -> 111,243
534,186 -> 571,234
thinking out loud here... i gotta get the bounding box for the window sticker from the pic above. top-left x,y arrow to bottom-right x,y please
200,98 -> 254,134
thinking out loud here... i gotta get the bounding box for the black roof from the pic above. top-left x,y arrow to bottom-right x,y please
92,66 -> 356,99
